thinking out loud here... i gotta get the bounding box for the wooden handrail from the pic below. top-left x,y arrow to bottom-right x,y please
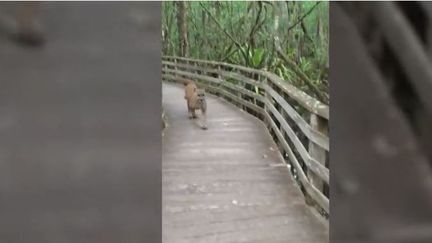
163,56 -> 329,119
162,56 -> 330,216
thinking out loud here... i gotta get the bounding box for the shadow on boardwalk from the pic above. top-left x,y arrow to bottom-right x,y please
163,83 -> 328,243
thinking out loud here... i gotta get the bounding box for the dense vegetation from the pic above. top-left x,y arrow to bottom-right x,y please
162,1 -> 329,104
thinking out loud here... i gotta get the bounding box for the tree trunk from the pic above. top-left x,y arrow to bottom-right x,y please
201,7 -> 207,59
214,1 -> 221,17
176,1 -> 189,57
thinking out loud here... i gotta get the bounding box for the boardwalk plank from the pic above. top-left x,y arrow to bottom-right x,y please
163,83 -> 328,243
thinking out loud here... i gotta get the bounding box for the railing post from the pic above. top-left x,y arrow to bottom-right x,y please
263,77 -> 271,129
252,73 -> 259,108
308,114 -> 328,195
215,64 -> 221,96
238,71 -> 244,111
173,58 -> 178,82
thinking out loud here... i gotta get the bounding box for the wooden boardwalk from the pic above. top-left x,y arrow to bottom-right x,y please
162,83 -> 328,243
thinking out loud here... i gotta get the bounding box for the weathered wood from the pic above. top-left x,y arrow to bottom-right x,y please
263,111 -> 329,213
219,70 -> 261,87
163,68 -> 222,84
162,71 -> 263,103
163,61 -> 261,87
308,113 -> 328,193
163,56 -> 329,119
164,55 -> 263,76
220,80 -> 264,102
162,74 -> 221,95
264,83 -> 329,151
163,56 -> 330,214
264,72 -> 329,120
163,83 -> 328,242
264,98 -> 330,185
218,88 -> 264,115
162,72 -> 261,116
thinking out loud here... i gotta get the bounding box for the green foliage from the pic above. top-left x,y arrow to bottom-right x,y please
162,1 -> 329,98
249,48 -> 265,68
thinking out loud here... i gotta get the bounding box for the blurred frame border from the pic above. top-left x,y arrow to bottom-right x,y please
330,2 -> 432,242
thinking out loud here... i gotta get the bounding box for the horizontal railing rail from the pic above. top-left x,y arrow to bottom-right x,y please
162,55 -> 330,216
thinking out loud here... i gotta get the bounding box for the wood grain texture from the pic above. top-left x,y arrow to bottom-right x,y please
162,83 -> 328,243
162,58 -> 330,213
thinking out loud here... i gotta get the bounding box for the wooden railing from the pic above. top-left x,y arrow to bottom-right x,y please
162,56 -> 330,216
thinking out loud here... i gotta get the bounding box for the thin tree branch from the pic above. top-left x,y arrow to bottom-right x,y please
222,48 -> 241,62
272,1 -> 329,104
199,2 -> 249,64
248,1 -> 263,49
287,2 -> 321,33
